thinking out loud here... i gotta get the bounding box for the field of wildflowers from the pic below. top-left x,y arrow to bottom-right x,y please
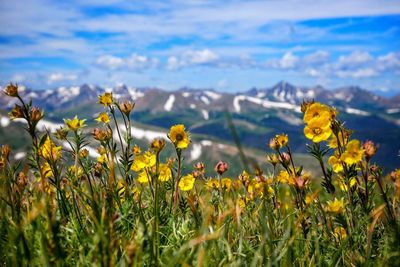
1,83 -> 400,266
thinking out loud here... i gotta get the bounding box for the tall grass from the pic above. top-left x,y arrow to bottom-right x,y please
1,83 -> 399,266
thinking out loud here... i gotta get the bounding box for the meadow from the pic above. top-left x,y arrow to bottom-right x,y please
1,83 -> 399,266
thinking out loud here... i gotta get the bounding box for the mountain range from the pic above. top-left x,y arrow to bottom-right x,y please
1,81 -> 399,172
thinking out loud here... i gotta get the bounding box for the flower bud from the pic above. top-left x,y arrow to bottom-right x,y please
280,152 -> 291,166
193,162 -> 205,173
9,104 -> 24,119
92,128 -> 111,141
132,145 -> 141,155
214,161 -> 228,175
363,140 -> 377,161
266,154 -> 279,166
55,127 -> 68,140
0,157 -> 5,169
30,107 -> 43,122
268,138 -> 280,150
4,83 -> 19,97
150,138 -> 166,152
97,146 -> 107,155
120,100 -> 135,116
79,148 -> 89,158
301,99 -> 314,113
1,144 -> 11,160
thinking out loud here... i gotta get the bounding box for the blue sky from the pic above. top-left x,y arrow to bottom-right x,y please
0,0 -> 400,93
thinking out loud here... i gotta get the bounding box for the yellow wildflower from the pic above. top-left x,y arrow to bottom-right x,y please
328,131 -> 348,149
168,124 -> 190,149
276,170 -> 295,185
206,179 -> 219,189
178,174 -> 195,191
137,170 -> 151,184
131,151 -> 156,172
97,154 -> 107,164
337,176 -> 357,191
41,162 -> 53,179
303,102 -> 332,124
64,116 -> 86,131
95,112 -> 110,124
275,134 -> 288,147
304,115 -> 332,143
221,178 -> 232,192
334,226 -> 347,241
328,154 -> 344,173
39,136 -> 62,161
98,92 -> 113,106
158,164 -> 172,182
340,139 -> 364,165
326,198 -> 346,214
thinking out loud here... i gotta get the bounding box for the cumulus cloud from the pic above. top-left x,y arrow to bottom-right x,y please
96,53 -> 159,70
47,72 -> 78,84
167,49 -> 219,70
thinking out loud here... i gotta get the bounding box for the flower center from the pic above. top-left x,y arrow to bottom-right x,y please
176,134 -> 183,141
312,128 -> 322,135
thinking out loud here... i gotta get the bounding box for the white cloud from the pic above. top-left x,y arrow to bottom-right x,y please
47,72 -> 78,84
96,53 -> 159,70
167,49 -> 219,70
336,68 -> 378,78
337,51 -> 373,66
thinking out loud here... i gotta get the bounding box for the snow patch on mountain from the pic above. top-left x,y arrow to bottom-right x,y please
164,94 -> 175,112
201,109 -> 209,120
129,126 -> 165,142
0,116 -> 10,127
233,95 -> 301,113
190,143 -> 202,161
182,92 -> 191,98
201,96 -> 210,105
204,91 -> 221,100
387,108 -> 400,114
345,107 -> 370,116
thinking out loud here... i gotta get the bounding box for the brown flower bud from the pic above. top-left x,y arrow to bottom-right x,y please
150,138 -> 166,152
30,107 -> 43,122
9,104 -> 24,119
4,83 -> 19,97
266,154 -> 279,166
192,170 -> 200,179
214,161 -> 228,175
0,157 -> 5,169
1,144 -> 11,160
92,128 -> 111,141
97,146 -> 107,155
16,171 -> 28,190
268,138 -> 280,150
280,152 -> 291,166
193,162 -> 205,173
120,100 -> 135,116
79,148 -> 89,158
94,162 -> 103,177
363,140 -> 378,161
55,127 -> 68,140
132,145 -> 141,155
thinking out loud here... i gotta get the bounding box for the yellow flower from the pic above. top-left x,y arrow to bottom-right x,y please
95,112 -> 110,124
328,154 -> 344,173
39,136 -> 62,161
275,134 -> 288,147
303,102 -> 332,124
326,198 -> 346,214
97,154 -> 107,164
276,170 -> 295,185
340,139 -> 364,165
206,179 -> 219,189
178,174 -> 195,191
131,151 -> 156,172
98,92 -> 113,106
304,115 -> 332,143
64,115 -> 86,131
158,164 -> 172,182
221,178 -> 232,191
41,162 -> 53,179
328,131 -> 348,149
137,170 -> 152,184
337,176 -> 357,191
168,124 -> 190,149
334,226 -> 347,241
